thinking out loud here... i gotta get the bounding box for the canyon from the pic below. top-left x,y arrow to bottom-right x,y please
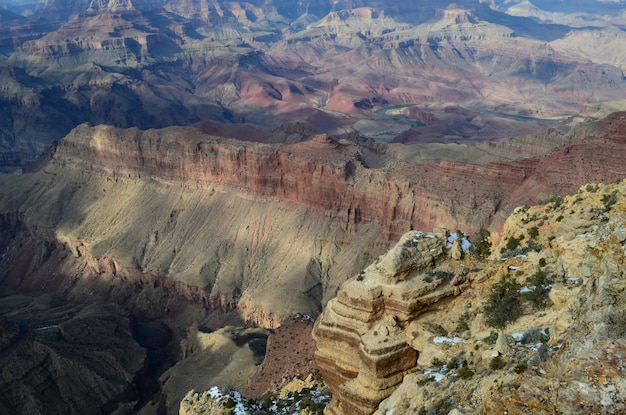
1,0 -> 626,168
0,0 -> 625,413
0,110 -> 624,412
175,158 -> 626,415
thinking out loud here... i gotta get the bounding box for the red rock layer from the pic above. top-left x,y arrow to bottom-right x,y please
54,113 -> 626,240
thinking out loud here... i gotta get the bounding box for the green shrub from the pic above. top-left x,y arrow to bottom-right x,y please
470,228 -> 492,260
457,365 -> 474,379
222,398 -> 236,409
522,271 -> 553,310
602,190 -> 618,212
505,235 -> 522,251
483,275 -> 522,329
454,311 -> 473,334
489,356 -> 506,370
483,330 -> 498,344
431,357 -> 445,368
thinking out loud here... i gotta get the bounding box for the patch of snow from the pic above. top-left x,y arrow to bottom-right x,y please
433,336 -> 465,344
511,333 -> 524,342
424,368 -> 446,382
446,232 -> 472,252
208,386 -> 221,399
508,265 -> 519,270
520,286 -> 533,293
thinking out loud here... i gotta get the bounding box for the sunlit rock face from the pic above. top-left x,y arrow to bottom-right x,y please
313,229 -> 468,414
314,179 -> 626,415
1,112 -> 626,330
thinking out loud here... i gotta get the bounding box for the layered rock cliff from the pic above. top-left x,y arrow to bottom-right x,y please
312,229 -> 468,414
1,113 -> 625,330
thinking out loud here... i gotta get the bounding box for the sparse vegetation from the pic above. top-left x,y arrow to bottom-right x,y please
544,195 -> 564,211
602,190 -> 618,212
418,398 -> 455,415
483,330 -> 499,344
483,275 -> 522,329
489,356 -> 506,370
522,271 -> 553,310
470,228 -> 492,260
454,311 -> 473,335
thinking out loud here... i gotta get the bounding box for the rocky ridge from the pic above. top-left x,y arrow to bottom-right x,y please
309,178 -> 626,414
2,0 -> 626,166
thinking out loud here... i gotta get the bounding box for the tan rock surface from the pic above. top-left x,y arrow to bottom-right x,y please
313,229 -> 466,414
371,180 -> 626,414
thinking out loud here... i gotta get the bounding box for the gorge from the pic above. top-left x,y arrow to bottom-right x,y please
1,0 -> 626,414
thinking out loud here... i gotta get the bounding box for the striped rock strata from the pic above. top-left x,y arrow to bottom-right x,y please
313,229 -> 468,415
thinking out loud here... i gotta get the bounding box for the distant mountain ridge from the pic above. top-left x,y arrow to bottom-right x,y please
1,0 -> 625,168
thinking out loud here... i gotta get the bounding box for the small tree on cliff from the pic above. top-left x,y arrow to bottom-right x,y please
470,228 -> 492,260
483,274 -> 522,329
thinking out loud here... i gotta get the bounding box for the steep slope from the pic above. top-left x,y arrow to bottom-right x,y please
0,289 -> 148,414
0,112 -> 625,329
181,178 -> 626,414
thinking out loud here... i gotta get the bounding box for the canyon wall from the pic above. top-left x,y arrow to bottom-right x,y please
1,113 -> 625,327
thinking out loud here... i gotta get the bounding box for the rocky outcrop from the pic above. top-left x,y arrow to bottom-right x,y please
159,325 -> 268,414
0,289 -> 147,415
364,180 -> 626,414
1,112 -> 625,329
312,229 -> 469,414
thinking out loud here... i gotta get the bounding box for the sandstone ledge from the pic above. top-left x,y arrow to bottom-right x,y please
313,229 -> 467,415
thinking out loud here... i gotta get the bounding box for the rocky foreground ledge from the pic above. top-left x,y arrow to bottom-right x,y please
174,179 -> 625,414
313,228 -> 470,414
312,179 -> 626,415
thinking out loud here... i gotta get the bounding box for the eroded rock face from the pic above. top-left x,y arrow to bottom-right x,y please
2,0 -> 626,166
370,180 -> 626,414
1,113 -> 625,329
0,289 -> 147,415
312,229 -> 467,414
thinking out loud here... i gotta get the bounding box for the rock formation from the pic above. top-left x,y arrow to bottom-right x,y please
1,112 -> 625,329
310,179 -> 626,415
312,229 -> 469,414
2,0 -> 626,166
